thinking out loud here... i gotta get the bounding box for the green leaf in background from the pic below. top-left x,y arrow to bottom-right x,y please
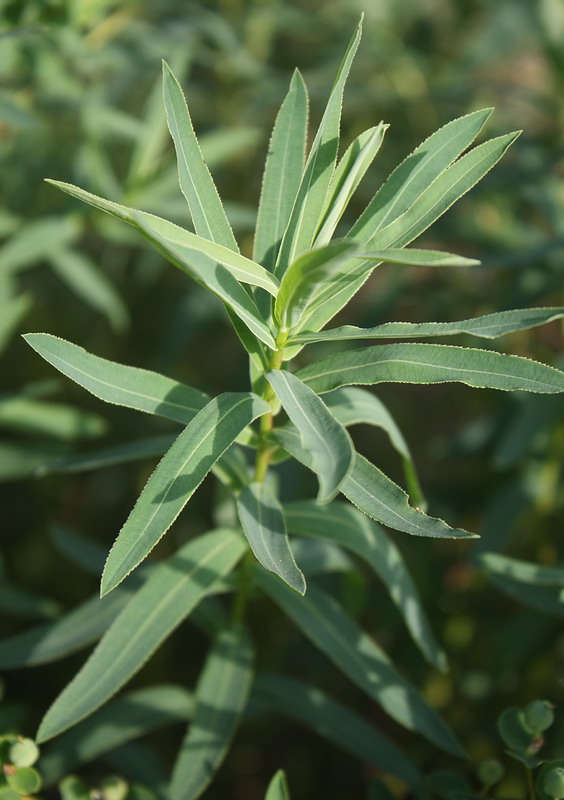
0,296 -> 31,353
266,370 -> 354,503
479,553 -> 564,617
254,69 -> 308,272
170,624 -> 254,800
314,123 -> 388,247
296,343 -> 564,394
237,482 -> 306,594
272,426 -> 474,540
254,570 -> 464,756
39,685 -> 194,786
23,333 -> 209,425
37,529 -> 246,742
101,393 -> 268,595
274,18 -> 363,275
264,770 -> 290,800
0,579 -> 61,621
0,396 -> 107,442
289,306 -> 564,345
252,674 -> 425,795
162,60 -> 238,251
284,500 -> 446,671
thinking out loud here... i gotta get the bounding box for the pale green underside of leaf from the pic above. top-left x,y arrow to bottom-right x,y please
253,673 -> 425,794
101,393 -> 269,596
170,624 -> 254,800
274,19 -> 363,276
290,130 -> 519,340
254,70 -> 308,271
37,529 -> 246,742
296,343 -> 564,395
358,247 -> 480,267
237,482 -> 305,594
266,370 -> 354,504
39,685 -> 194,786
289,306 -> 564,345
162,61 -> 238,251
254,570 -> 464,757
264,770 -> 291,800
314,123 -> 388,248
271,426 -> 474,540
285,501 -> 446,671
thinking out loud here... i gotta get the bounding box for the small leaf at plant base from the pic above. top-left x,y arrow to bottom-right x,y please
524,700 -> 554,734
537,762 -> 564,800
497,707 -> 538,756
5,766 -> 42,795
59,775 -> 90,800
101,392 -> 269,596
264,770 -> 291,800
99,776 -> 129,800
266,370 -> 354,504
237,482 -> 306,594
477,759 -> 505,789
8,738 -> 39,768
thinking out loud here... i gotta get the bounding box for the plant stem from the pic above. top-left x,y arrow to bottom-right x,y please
253,329 -> 287,483
526,766 -> 536,800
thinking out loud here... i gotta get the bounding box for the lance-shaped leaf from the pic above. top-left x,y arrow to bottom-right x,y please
254,70 -> 309,271
296,343 -> 564,395
237,482 -> 306,594
479,555 -> 564,618
291,130 -> 518,339
314,123 -> 388,247
348,108 -> 493,242
289,306 -> 564,345
101,393 -> 269,596
170,624 -> 254,800
252,674 -> 425,794
284,501 -> 446,671
322,387 -> 426,509
357,247 -> 479,268
266,370 -> 354,504
37,529 -> 246,742
264,771 -> 290,800
162,61 -> 238,250
39,685 -> 194,785
254,571 -> 464,757
271,426 -> 474,540
23,334 -> 208,425
45,182 -> 276,348
274,241 -> 357,331
275,19 -> 363,276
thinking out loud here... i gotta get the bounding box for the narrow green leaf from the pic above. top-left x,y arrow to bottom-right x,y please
37,529 -> 246,742
348,108 -> 494,242
266,370 -> 354,503
39,685 -> 194,786
254,571 -> 464,756
271,426 -> 474,540
291,538 -> 353,576
314,123 -> 388,247
0,580 -> 61,621
237,482 -> 306,594
101,393 -> 269,596
23,334 -> 209,425
170,624 -> 254,800
285,500 -> 447,671
0,295 -> 31,353
296,343 -> 564,395
478,553 -> 564,587
264,770 -> 290,800
289,306 -> 564,345
275,19 -> 363,275
162,61 -> 238,250
253,674 -> 425,794
274,241 -> 357,331
358,247 -> 479,267
0,396 -> 107,442
254,70 -> 308,271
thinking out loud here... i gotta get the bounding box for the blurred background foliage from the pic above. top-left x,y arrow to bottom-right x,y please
0,0 -> 563,797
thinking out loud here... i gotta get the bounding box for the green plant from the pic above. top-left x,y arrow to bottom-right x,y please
17,17 -> 564,798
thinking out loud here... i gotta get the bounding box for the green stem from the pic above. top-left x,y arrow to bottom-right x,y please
253,329 -> 287,483
526,766 -> 536,800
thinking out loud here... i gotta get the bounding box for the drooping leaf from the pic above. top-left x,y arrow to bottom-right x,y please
289,306 -> 564,345
252,674 -> 425,794
237,482 -> 306,594
479,553 -> 564,617
271,426 -> 474,540
296,343 -> 564,395
254,70 -> 308,271
274,19 -> 363,276
170,624 -> 254,800
37,529 -> 246,742
101,392 -> 269,596
266,370 -> 354,503
39,685 -> 194,785
314,123 -> 388,247
285,500 -> 446,671
254,571 -> 464,756
264,770 -> 290,800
